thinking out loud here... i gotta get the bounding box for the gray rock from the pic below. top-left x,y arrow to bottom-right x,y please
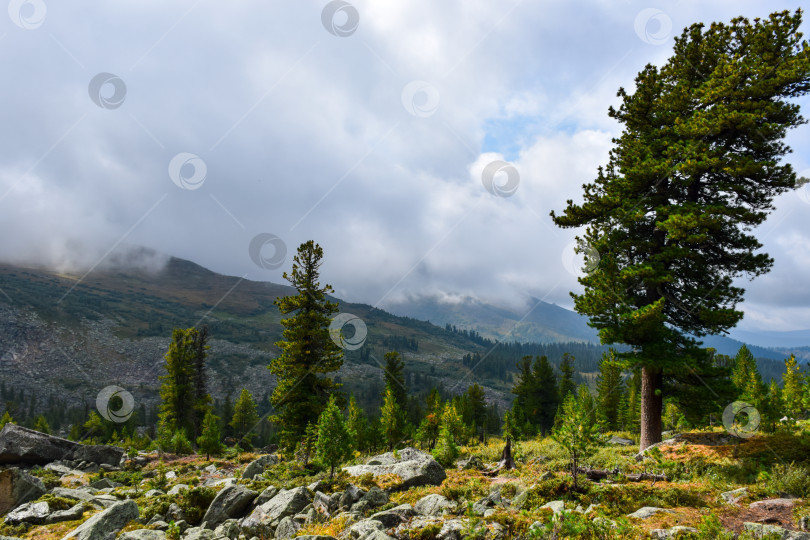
360,487 -> 388,508
90,494 -> 121,509
307,480 -> 328,493
167,484 -> 188,496
212,519 -> 241,540
0,424 -> 123,467
0,467 -> 46,514
720,487 -> 748,504
313,491 -> 335,516
239,487 -> 312,538
252,486 -> 278,507
273,516 -> 300,539
749,498 -> 797,511
368,504 -> 415,528
348,518 -> 384,539
203,465 -> 217,474
437,518 -> 466,540
607,436 -> 634,446
413,494 -> 457,516
165,471 -> 177,480
295,536 -> 338,540
144,489 -> 165,498
181,527 -> 217,540
166,503 -> 185,523
118,530 -> 167,540
242,455 -> 278,480
202,484 -> 258,527
743,522 -> 810,539
339,485 -> 366,509
350,500 -> 371,514
62,499 -> 139,540
456,456 -> 483,470
203,478 -> 235,488
5,501 -> 51,524
627,507 -> 674,519
358,533 -> 395,540
47,503 -> 86,524
89,479 -> 121,490
52,487 -> 95,502
343,447 -> 446,490
149,521 -> 169,531
540,500 -> 565,514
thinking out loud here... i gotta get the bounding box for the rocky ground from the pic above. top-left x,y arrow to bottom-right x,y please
1,425 -> 810,539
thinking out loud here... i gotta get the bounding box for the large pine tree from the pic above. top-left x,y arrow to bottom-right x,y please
552,10 -> 810,449
269,241 -> 344,453
158,327 -> 211,444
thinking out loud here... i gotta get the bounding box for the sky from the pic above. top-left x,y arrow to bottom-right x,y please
0,0 -> 809,334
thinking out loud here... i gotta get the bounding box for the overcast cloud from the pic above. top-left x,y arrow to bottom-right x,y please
0,0 -> 808,334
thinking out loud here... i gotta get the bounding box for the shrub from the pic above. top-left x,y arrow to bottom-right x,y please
767,462 -> 810,498
179,487 -> 217,525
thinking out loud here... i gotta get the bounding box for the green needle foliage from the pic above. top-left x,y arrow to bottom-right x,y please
230,388 -> 260,449
158,327 -> 211,446
552,10 -> 810,449
269,240 -> 344,454
380,386 -> 408,451
316,395 -> 352,479
552,392 -> 604,491
197,410 -> 224,460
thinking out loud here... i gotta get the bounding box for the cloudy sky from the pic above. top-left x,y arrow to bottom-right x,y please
1,0 -> 808,334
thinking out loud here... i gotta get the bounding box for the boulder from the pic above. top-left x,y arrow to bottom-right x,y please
212,520 -> 240,540
607,436 -> 634,446
46,503 -> 85,524
201,484 -> 258,527
456,456 -> 483,470
252,485 -> 278,507
239,487 -> 312,537
0,424 -> 123,467
749,498 -> 799,511
62,499 -> 139,540
437,519 -> 465,540
627,507 -> 674,519
4,501 -> 51,524
720,487 -> 748,504
89,478 -> 121,490
296,536 -> 338,540
181,527 -> 217,540
743,522 -> 810,539
348,518 -> 384,539
242,455 -> 278,480
413,494 -> 457,516
118,530 -> 167,540
51,487 -> 95,502
540,500 -> 565,515
342,448 -> 446,490
274,516 -> 300,539
167,484 -> 188,496
339,485 -> 365,509
312,491 -> 335,516
360,487 -> 388,508
369,504 -> 415,527
0,467 -> 46,514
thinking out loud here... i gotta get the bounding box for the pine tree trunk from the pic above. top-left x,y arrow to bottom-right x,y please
639,365 -> 663,451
